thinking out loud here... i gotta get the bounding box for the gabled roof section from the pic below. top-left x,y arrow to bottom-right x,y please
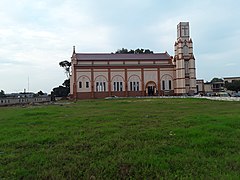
75,53 -> 172,61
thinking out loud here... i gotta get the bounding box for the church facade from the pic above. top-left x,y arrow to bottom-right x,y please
70,22 -> 197,99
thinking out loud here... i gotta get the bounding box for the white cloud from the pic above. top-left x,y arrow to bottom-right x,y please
0,0 -> 240,92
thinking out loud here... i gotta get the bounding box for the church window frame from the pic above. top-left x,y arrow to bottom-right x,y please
169,80 -> 172,90
96,82 -> 99,92
96,81 -> 106,92
129,81 -> 140,91
86,82 -> 89,88
113,81 -> 123,92
95,75 -> 107,92
161,74 -> 173,91
117,82 -> 119,91
136,82 -> 139,91
112,75 -> 124,92
128,75 -> 141,92
113,82 -> 116,91
120,82 -> 123,91
133,82 -> 136,91
162,80 -> 165,90
103,82 -> 106,92
130,82 -> 133,91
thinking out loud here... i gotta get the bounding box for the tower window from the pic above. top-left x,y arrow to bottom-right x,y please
183,45 -> 188,55
185,61 -> 189,76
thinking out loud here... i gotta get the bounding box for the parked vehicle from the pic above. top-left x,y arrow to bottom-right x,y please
232,93 -> 240,97
217,92 -> 230,97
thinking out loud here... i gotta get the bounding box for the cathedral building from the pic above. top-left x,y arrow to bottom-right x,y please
70,22 -> 197,99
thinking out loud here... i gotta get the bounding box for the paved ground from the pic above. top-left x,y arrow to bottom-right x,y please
106,95 -> 240,102
198,96 -> 240,102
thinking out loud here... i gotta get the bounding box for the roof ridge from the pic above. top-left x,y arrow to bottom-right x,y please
75,52 -> 167,55
75,52 -> 172,60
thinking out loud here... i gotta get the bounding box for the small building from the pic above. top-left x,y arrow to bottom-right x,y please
204,82 -> 213,94
212,81 -> 224,92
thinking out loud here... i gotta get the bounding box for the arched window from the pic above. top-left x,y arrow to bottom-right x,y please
95,75 -> 108,92
112,75 -> 124,92
128,75 -> 141,91
77,76 -> 91,92
161,75 -> 173,90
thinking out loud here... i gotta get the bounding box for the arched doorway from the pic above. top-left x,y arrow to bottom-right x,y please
145,81 -> 157,96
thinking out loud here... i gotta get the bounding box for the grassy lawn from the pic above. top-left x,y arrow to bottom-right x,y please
1,98 -> 240,179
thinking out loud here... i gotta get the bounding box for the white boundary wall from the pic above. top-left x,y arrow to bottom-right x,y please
0,96 -> 51,106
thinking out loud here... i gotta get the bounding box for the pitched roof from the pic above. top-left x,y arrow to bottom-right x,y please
75,53 -> 172,61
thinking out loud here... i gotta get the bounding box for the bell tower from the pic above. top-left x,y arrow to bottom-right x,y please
174,22 -> 196,95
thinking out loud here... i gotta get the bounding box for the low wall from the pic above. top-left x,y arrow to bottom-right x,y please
0,96 -> 51,106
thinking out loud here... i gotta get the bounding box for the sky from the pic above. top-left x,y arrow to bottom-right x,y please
0,0 -> 239,93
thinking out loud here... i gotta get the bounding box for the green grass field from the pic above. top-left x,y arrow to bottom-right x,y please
1,98 -> 240,179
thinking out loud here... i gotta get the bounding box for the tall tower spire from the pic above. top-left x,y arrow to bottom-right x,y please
174,22 -> 196,95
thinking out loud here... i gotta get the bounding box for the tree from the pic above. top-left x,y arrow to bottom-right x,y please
0,90 -> 6,98
115,48 -> 154,54
116,48 -> 129,54
225,80 -> 240,92
59,60 -> 71,78
62,79 -> 70,88
211,78 -> 223,83
134,48 -> 144,54
58,60 -> 71,97
52,86 -> 69,97
128,49 -> 135,54
37,90 -> 44,96
144,49 -> 154,54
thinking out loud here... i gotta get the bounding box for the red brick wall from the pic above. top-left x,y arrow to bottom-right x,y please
128,91 -> 142,97
76,92 -> 92,99
94,92 -> 109,99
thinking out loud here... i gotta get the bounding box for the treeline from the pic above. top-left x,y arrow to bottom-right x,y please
115,48 -> 154,54
225,80 -> 240,92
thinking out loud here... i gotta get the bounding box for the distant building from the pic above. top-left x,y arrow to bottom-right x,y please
224,77 -> 240,84
202,77 -> 240,95
196,80 -> 204,94
70,22 -> 197,99
6,92 -> 35,98
203,81 -> 224,94
212,82 -> 224,92
204,82 -> 213,94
